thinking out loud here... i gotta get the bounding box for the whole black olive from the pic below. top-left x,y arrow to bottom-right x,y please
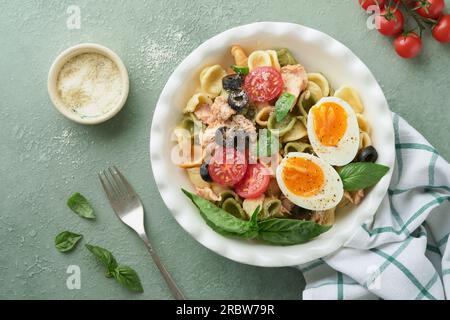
200,163 -> 212,182
358,146 -> 378,163
228,90 -> 249,112
222,74 -> 243,91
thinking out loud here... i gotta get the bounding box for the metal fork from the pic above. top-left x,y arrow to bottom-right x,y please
99,166 -> 185,300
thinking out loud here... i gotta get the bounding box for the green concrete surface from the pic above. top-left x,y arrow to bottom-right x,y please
0,0 -> 449,300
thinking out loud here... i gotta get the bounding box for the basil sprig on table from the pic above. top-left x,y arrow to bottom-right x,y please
67,192 -> 96,219
111,266 -> 146,293
55,231 -> 83,253
182,189 -> 331,245
231,65 -> 249,76
85,244 -> 118,277
86,244 -> 143,293
338,162 -> 390,191
275,92 -> 296,122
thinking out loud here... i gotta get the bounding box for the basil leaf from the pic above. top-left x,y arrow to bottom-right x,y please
86,244 -> 144,292
338,162 -> 390,191
112,266 -> 144,293
182,189 -> 258,239
55,231 -> 82,253
276,48 -> 298,67
231,65 -> 249,75
275,93 -> 296,122
67,193 -> 95,219
258,219 -> 331,245
85,244 -> 118,276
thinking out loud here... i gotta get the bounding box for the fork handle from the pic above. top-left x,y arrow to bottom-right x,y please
139,234 -> 186,300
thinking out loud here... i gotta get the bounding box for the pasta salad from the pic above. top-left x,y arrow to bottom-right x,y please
175,45 -> 389,245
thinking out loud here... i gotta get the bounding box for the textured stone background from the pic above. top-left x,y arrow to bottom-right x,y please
0,0 -> 449,299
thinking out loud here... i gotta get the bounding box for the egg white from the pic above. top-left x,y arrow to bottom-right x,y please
307,97 -> 360,166
276,152 -> 344,211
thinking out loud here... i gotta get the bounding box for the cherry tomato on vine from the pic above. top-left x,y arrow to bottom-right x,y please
359,0 -> 386,10
432,15 -> 450,43
377,6 -> 405,36
415,0 -> 445,19
394,32 -> 423,58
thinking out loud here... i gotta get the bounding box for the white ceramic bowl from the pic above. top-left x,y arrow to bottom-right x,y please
48,43 -> 129,125
150,22 -> 395,267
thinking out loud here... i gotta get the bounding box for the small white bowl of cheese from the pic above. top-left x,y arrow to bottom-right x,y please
48,43 -> 129,125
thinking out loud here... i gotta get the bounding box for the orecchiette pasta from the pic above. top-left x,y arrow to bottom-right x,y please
284,141 -> 313,155
230,45 -> 248,66
293,90 -> 317,128
334,85 -> 365,113
359,131 -> 372,150
281,120 -> 307,143
308,73 -> 330,97
177,114 -> 197,135
357,113 -> 372,134
276,48 -> 298,67
242,195 -> 265,219
307,81 -> 323,102
267,112 -> 296,137
184,93 -> 213,113
176,144 -> 204,169
200,65 -> 227,97
248,50 -> 272,71
255,106 -> 274,127
219,190 -> 242,206
186,167 -> 210,188
221,198 -> 246,220
267,50 -> 281,70
261,197 -> 283,220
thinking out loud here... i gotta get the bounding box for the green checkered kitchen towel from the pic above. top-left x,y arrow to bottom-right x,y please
298,114 -> 450,300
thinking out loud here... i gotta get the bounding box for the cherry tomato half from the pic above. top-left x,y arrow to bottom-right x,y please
244,67 -> 283,103
415,0 -> 445,19
359,0 -> 386,10
377,7 -> 404,36
394,32 -> 423,59
208,148 -> 247,186
433,15 -> 450,43
234,163 -> 270,199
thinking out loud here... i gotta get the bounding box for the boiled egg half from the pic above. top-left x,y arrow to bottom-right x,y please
276,152 -> 343,211
307,97 -> 360,166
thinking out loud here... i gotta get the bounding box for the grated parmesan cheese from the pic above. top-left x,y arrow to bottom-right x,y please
56,53 -> 123,118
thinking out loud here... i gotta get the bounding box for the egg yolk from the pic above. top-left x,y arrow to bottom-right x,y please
282,157 -> 324,197
312,102 -> 348,147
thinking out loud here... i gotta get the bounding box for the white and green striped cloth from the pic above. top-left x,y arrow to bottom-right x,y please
298,114 -> 450,300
